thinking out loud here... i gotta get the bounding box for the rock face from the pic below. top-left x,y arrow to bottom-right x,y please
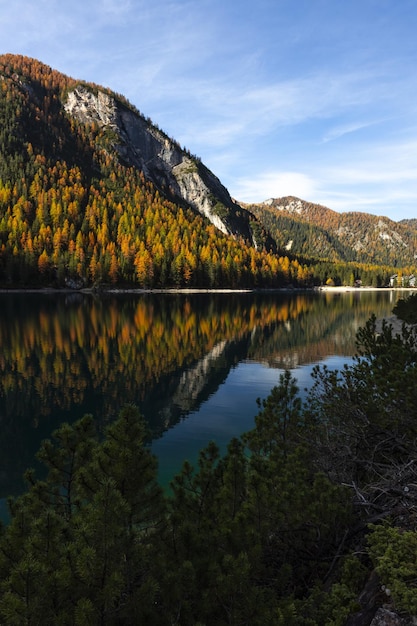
65,88 -> 117,127
347,604 -> 417,626
64,86 -> 257,243
370,607 -> 417,626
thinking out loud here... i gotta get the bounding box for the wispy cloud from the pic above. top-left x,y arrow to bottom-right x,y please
322,119 -> 387,143
304,138 -> 417,217
227,134 -> 417,219
142,64 -> 412,157
322,138 -> 417,184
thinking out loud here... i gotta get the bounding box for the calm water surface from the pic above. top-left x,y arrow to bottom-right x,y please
0,289 -> 406,514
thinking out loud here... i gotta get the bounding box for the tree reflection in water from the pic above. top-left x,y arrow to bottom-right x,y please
0,290 -> 400,498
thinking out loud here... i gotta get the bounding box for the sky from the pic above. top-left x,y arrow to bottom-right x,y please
1,0 -> 417,221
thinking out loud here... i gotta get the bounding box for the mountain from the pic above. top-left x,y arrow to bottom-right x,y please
0,54 -> 285,289
0,54 -> 273,246
400,218 -> 417,231
248,196 -> 417,267
63,84 -> 267,246
0,54 -> 415,290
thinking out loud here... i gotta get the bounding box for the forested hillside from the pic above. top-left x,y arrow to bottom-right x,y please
400,217 -> 417,231
0,54 -> 415,289
0,54 -> 293,289
249,196 -> 417,268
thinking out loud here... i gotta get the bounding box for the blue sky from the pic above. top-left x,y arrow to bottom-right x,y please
1,0 -> 417,220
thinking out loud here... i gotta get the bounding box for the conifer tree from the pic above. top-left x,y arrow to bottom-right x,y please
0,407 -> 165,625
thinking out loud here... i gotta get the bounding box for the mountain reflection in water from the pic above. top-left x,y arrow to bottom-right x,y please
0,290 -> 402,499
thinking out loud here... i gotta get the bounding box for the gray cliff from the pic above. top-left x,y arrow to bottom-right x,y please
64,86 -> 259,244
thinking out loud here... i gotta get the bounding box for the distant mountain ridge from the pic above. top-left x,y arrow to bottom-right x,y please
400,217 -> 417,230
247,196 -> 417,266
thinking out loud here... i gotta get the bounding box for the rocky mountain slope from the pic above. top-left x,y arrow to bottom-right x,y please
248,196 -> 417,266
0,53 -> 269,250
63,84 -> 267,247
0,54 -> 289,289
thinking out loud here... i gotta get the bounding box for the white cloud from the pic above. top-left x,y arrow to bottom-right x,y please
227,133 -> 417,219
307,140 -> 417,218
232,171 -> 317,204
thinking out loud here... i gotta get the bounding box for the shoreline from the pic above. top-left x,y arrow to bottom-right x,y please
0,285 -> 416,295
0,285 -> 417,295
317,285 -> 417,293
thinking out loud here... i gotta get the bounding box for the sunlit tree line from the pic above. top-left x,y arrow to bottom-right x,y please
0,153 -> 312,288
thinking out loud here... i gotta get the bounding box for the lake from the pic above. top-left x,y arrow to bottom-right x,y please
0,288 -> 406,515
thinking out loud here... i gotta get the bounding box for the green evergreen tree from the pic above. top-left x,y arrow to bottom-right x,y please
0,407 -> 165,625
